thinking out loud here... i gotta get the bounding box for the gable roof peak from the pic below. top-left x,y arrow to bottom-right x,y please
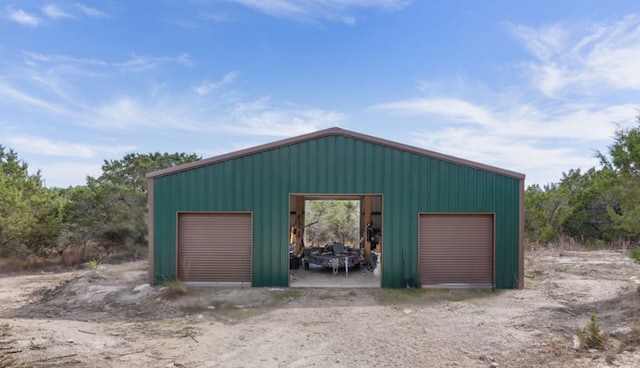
147,126 -> 525,180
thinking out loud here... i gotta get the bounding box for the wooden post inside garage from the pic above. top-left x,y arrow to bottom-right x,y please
364,195 -> 372,264
295,195 -> 304,257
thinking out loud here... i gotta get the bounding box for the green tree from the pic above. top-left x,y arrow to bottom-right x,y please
305,200 -> 360,246
524,184 -> 557,244
96,152 -> 200,194
57,185 -> 102,256
525,115 -> 640,246
0,146 -> 64,255
559,168 -> 621,244
597,119 -> 640,239
599,121 -> 640,176
59,152 -> 200,252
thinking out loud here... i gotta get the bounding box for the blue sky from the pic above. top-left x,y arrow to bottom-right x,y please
1,1 -> 640,188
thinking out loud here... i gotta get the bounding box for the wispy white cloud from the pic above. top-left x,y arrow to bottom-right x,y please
411,127 -> 582,169
378,7 -> 640,182
6,6 -> 40,26
223,97 -> 345,136
22,51 -> 191,73
410,126 -> 592,185
512,14 -> 640,98
72,93 -> 342,139
2,47 -> 343,142
336,0 -> 410,11
88,96 -> 211,131
224,0 -> 411,24
80,93 -> 345,138
0,51 -> 202,137
116,54 -> 191,72
35,161 -> 104,188
92,97 -> 149,129
0,79 -> 74,115
232,0 -> 305,17
195,72 -> 239,96
0,133 -> 135,188
372,98 -> 497,127
6,135 -> 133,158
74,3 -> 108,18
372,97 -> 636,142
0,51 -> 193,126
24,161 -> 103,188
76,93 -> 346,139
42,4 -> 73,20
371,91 -> 637,184
6,3 -> 107,27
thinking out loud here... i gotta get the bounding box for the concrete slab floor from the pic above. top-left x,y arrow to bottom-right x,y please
289,262 -> 382,288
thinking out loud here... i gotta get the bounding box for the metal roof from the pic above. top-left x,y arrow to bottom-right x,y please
146,127 -> 525,180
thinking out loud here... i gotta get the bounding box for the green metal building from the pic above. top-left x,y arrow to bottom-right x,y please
147,127 -> 525,289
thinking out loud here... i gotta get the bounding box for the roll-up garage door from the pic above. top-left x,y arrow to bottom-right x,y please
419,214 -> 493,288
178,213 -> 252,283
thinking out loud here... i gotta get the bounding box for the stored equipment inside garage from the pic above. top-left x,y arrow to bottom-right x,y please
287,196 -> 383,288
146,127 -> 525,289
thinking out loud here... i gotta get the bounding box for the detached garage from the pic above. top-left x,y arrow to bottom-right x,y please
147,127 -> 525,289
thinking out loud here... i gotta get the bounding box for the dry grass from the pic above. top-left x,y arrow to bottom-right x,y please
618,327 -> 640,352
0,247 -> 93,272
0,354 -> 18,368
0,324 -> 26,368
618,296 -> 640,352
19,255 -> 45,269
160,280 -> 188,300
0,255 -> 46,272
61,247 -> 86,267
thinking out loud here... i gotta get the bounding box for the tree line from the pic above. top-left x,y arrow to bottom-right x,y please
2,115 -> 639,262
0,149 -> 199,260
525,115 -> 640,247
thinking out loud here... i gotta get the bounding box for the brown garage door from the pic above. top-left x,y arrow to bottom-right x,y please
178,213 -> 252,283
419,214 -> 493,287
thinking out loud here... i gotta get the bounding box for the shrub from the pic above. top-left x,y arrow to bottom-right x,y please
87,258 -> 99,270
630,246 -> 640,264
577,314 -> 608,350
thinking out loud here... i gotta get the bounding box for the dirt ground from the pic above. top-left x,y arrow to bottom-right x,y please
1,249 -> 640,368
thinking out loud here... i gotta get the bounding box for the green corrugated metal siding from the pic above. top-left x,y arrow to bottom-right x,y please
152,135 -> 521,288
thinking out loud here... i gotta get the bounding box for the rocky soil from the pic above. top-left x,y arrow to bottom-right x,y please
1,248 -> 640,367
